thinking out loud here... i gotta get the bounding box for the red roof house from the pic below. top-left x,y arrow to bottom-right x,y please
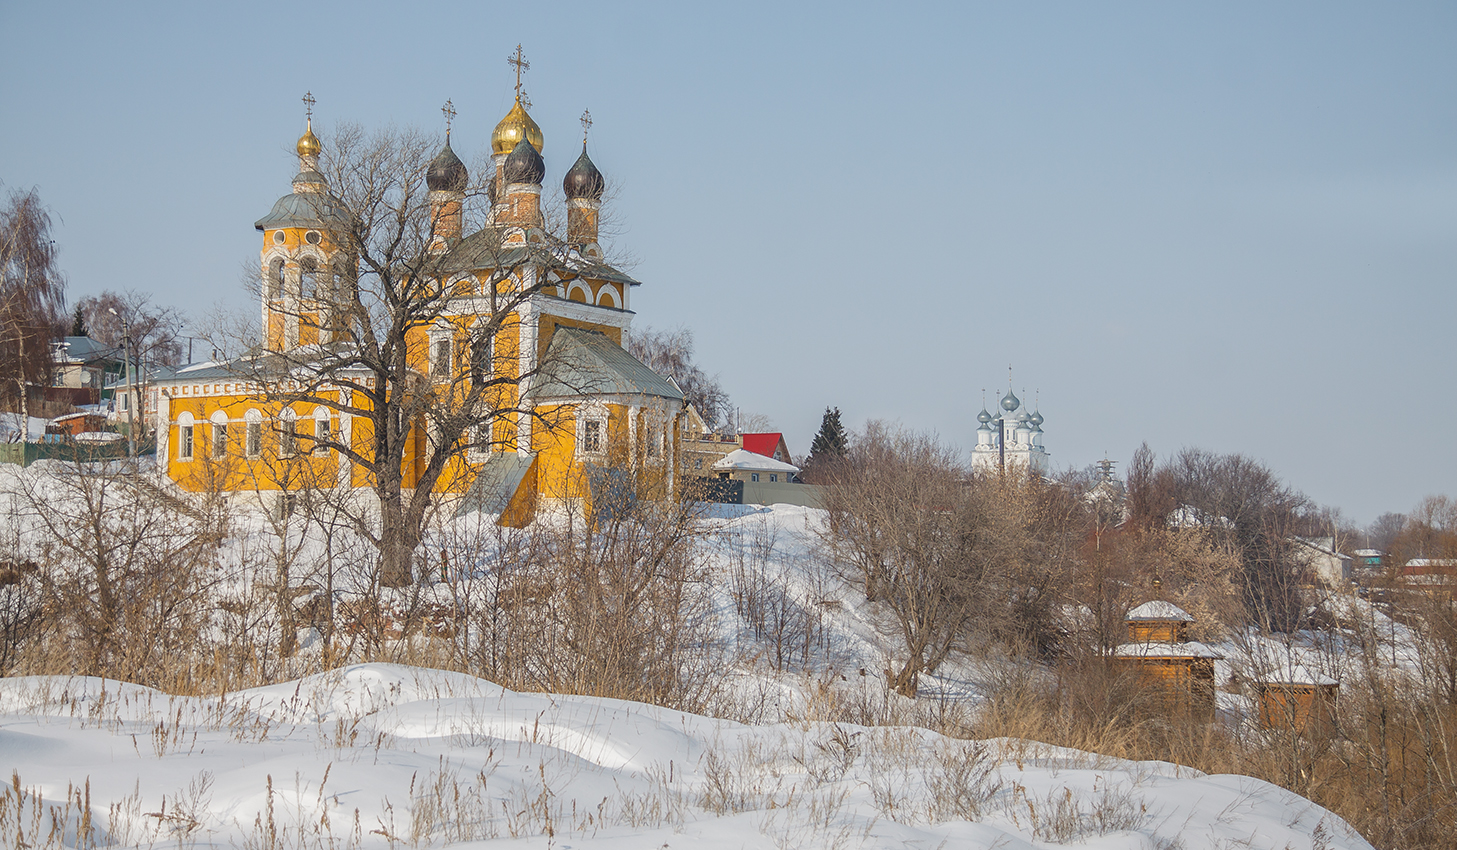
741,432 -> 791,464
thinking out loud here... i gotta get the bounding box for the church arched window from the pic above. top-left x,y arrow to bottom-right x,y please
268,258 -> 285,301
300,257 -> 319,300
176,412 -> 195,460
313,407 -> 332,456
210,410 -> 229,458
279,408 -> 299,457
332,260 -> 352,303
244,409 -> 263,458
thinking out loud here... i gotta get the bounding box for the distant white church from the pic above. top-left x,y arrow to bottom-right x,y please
971,388 -> 1050,475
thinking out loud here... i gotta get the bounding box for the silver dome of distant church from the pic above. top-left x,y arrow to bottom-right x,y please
1000,389 -> 1020,412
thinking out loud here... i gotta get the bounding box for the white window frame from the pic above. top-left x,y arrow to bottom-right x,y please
313,407 -> 332,456
244,409 -> 263,459
280,409 -> 299,458
210,411 -> 229,459
576,403 -> 608,460
177,412 -> 194,460
430,327 -> 453,380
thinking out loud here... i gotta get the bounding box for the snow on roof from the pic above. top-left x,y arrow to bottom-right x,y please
1126,600 -> 1194,621
1259,668 -> 1338,687
74,431 -> 124,443
1295,537 -> 1352,560
0,413 -> 49,442
1114,640 -> 1223,659
1353,549 -> 1382,558
1239,642 -> 1339,685
711,448 -> 799,473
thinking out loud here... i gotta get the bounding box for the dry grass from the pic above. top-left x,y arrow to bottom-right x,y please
970,652 -> 1457,850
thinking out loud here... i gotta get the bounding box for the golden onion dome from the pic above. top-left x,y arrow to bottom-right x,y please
296,119 -> 322,157
491,98 -> 544,155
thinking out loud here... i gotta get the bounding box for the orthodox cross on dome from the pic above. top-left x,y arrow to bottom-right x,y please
442,99 -> 456,137
302,91 -> 316,121
508,44 -> 530,101
580,109 -> 593,146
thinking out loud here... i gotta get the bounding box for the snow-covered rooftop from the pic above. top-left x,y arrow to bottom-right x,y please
1126,600 -> 1194,621
711,448 -> 799,473
1114,640 -> 1224,659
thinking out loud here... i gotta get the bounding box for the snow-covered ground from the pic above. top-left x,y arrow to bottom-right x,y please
0,465 -> 1401,847
0,663 -> 1372,849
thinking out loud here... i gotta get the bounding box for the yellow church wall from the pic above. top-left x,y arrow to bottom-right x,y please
498,453 -> 540,528
164,393 -> 345,493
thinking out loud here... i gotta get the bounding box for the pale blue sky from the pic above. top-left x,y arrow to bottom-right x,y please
2,2 -> 1453,524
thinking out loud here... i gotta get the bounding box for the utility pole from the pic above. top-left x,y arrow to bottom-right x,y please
109,307 -> 134,458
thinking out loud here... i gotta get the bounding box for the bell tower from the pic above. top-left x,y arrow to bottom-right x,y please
254,92 -> 353,351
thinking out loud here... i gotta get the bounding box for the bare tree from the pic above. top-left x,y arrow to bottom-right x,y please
1366,512 -> 1408,554
0,186 -> 66,423
76,289 -> 187,367
9,459 -> 225,686
627,325 -> 730,430
1152,448 -> 1311,632
822,424 -> 995,696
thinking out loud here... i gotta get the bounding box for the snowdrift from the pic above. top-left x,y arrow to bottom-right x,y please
0,663 -> 1371,849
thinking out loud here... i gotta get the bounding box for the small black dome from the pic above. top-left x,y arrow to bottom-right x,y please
426,140 -> 468,192
563,146 -> 605,200
503,136 -> 545,185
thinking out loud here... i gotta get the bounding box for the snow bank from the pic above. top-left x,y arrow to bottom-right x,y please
0,663 -> 1372,849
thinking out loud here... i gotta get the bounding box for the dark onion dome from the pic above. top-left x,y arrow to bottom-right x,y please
563,145 -> 605,200
1000,388 -> 1020,412
426,139 -> 468,192
503,136 -> 545,185
976,407 -> 993,425
1029,409 -> 1044,427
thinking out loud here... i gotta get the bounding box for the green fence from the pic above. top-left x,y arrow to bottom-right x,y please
0,438 -> 147,467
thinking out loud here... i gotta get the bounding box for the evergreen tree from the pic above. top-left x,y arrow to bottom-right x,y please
70,304 -> 87,337
809,407 -> 848,459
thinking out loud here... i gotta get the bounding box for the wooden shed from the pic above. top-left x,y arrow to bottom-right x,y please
1253,663 -> 1339,736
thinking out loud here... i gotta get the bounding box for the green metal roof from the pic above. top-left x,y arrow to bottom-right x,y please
254,186 -> 352,231
530,327 -> 682,401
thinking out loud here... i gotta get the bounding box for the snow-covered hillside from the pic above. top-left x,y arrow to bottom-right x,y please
0,663 -> 1371,849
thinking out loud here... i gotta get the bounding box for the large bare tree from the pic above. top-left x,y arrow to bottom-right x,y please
226,123 -> 601,586
0,187 -> 66,424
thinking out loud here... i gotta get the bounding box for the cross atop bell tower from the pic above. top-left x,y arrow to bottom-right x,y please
508,44 -> 530,102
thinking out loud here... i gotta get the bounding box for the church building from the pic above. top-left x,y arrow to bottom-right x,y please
970,387 -> 1049,475
149,81 -> 683,524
